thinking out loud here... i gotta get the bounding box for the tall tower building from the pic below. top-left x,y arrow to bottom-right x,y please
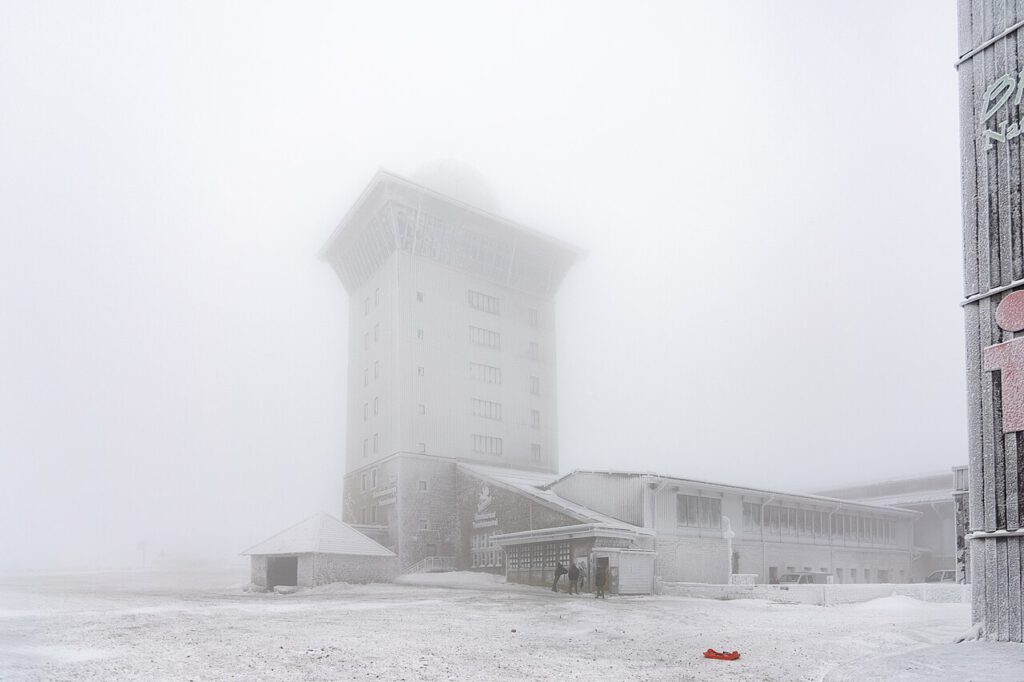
320,168 -> 581,568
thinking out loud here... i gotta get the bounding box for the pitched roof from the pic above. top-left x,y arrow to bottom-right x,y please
457,463 -> 650,534
241,512 -> 396,557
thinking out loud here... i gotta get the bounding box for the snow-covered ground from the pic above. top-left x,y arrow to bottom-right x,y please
1,569 -> 1021,681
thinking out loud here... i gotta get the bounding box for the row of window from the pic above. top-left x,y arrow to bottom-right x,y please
470,531 -> 502,568
676,494 -> 723,529
468,289 -> 501,315
469,363 -> 542,393
362,361 -> 379,386
469,434 -> 544,462
742,502 -> 899,545
472,434 -> 503,456
469,325 -> 501,349
366,286 -> 540,329
359,470 -> 428,493
472,398 -> 502,421
506,542 -> 570,570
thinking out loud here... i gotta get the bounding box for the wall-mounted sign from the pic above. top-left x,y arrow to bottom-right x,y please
980,71 -> 1024,150
473,485 -> 497,528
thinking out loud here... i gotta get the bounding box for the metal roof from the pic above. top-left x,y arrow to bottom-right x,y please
458,463 -> 651,534
548,469 -> 920,517
241,512 -> 396,557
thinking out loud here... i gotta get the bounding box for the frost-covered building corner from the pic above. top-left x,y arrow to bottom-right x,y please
957,0 -> 1024,641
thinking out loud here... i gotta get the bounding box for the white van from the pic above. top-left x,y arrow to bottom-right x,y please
777,572 -> 830,585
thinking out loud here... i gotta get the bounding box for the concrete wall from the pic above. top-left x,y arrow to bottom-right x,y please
250,553 -> 397,588
312,553 -> 398,585
250,556 -> 268,588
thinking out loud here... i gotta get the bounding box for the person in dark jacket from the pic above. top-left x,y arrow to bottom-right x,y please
567,560 -> 580,594
553,562 -> 568,592
594,563 -> 607,599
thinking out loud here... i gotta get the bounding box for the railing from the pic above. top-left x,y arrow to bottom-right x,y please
403,556 -> 456,574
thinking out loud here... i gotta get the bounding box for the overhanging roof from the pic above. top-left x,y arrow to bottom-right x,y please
319,169 -> 584,296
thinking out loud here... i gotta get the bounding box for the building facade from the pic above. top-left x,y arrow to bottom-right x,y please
321,169 -> 582,570
957,0 -> 1024,641
815,471 -> 960,582
321,169 -> 920,594
550,471 -> 916,585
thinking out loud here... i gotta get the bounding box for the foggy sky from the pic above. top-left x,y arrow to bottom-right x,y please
0,1 -> 964,569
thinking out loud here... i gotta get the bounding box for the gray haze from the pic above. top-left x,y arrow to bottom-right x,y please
0,2 -> 963,569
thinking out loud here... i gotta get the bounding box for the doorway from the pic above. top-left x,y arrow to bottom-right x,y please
267,556 -> 298,588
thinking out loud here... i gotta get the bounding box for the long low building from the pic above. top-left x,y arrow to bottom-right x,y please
344,454 -> 918,591
548,470 -> 919,585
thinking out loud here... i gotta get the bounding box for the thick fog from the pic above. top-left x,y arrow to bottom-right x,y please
0,2 -> 963,570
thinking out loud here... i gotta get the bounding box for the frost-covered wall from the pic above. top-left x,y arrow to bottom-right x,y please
250,553 -> 397,588
957,0 -> 1024,642
312,553 -> 398,584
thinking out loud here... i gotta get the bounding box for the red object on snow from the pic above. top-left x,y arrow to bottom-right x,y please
703,649 -> 741,661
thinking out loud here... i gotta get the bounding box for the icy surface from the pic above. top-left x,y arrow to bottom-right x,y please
0,569 -> 1018,681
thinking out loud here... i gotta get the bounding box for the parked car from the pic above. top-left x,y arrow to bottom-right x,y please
777,572 -> 830,585
925,570 -> 956,583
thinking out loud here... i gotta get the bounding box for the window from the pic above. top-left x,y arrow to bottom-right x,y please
374,323 -> 379,343
418,404 -> 425,415
363,403 -> 368,421
472,398 -> 502,421
531,443 -> 542,462
528,342 -> 539,360
530,376 -> 540,395
361,508 -> 367,524
363,333 -> 368,350
363,368 -> 368,386
742,502 -> 760,532
361,473 -> 368,491
417,291 -> 424,302
371,506 -> 377,523
364,298 -> 369,315
373,397 -> 379,416
418,480 -> 428,491
472,434 -> 503,456
467,289 -> 500,315
375,288 -> 380,306
362,438 -> 368,457
528,308 -> 538,328
417,328 -> 424,340
469,325 -> 500,349
676,494 -> 721,529
419,519 -> 428,530
470,362 -> 502,384
374,361 -> 379,380
418,442 -> 426,453
417,366 -> 424,377
370,469 -> 377,488
373,433 -> 379,453
531,409 -> 540,429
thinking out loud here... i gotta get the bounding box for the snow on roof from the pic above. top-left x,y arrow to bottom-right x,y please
242,512 -> 396,557
457,463 -> 650,534
852,490 -> 954,507
548,469 -> 920,516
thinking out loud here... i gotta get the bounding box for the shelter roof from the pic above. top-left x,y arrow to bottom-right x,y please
457,463 -> 650,534
241,512 -> 396,557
